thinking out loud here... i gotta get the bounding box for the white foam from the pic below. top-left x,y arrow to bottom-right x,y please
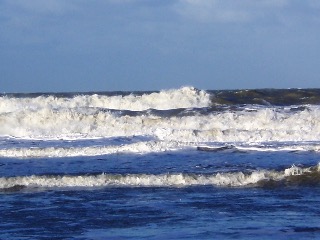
2,105 -> 320,143
0,141 -> 189,158
1,88 -> 320,143
2,141 -> 320,159
1,164 -> 316,189
0,86 -> 211,113
284,164 -> 311,176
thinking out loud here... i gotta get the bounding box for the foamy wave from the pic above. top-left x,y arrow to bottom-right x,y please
0,87 -> 211,113
1,165 -> 318,190
0,141 -> 188,158
2,141 -> 320,159
1,105 -> 320,142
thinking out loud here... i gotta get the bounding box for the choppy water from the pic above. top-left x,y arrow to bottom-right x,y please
1,87 -> 320,239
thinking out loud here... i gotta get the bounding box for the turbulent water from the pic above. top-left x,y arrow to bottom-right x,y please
1,86 -> 320,239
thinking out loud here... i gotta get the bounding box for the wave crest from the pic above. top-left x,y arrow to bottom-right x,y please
0,86 -> 211,113
1,164 -> 319,190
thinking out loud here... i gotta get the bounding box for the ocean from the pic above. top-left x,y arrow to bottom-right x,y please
1,86 -> 320,239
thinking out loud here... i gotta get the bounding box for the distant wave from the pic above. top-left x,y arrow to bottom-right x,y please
210,89 -> 320,106
1,164 -> 319,190
0,86 -> 211,113
2,88 -> 320,114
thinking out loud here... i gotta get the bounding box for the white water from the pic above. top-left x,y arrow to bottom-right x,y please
1,86 -> 320,159
0,86 -> 211,113
1,141 -> 320,159
0,141 -> 189,158
1,165 -> 318,189
1,105 -> 320,142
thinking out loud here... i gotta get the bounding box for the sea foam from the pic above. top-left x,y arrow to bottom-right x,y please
0,86 -> 211,113
1,87 -> 320,144
1,164 -> 318,190
1,105 -> 320,143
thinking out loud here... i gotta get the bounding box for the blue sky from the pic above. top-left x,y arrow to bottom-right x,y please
1,0 -> 320,92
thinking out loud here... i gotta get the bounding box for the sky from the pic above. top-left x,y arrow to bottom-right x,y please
1,0 -> 320,92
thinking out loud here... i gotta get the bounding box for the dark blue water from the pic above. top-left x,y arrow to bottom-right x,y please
2,182 -> 320,239
1,150 -> 320,239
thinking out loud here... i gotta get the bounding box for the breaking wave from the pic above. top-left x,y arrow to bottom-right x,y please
1,141 -> 320,159
1,87 -> 320,154
1,164 -> 319,190
0,141 -> 188,158
0,86 -> 210,113
1,104 -> 320,142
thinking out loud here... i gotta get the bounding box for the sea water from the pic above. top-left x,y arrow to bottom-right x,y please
1,87 -> 320,239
